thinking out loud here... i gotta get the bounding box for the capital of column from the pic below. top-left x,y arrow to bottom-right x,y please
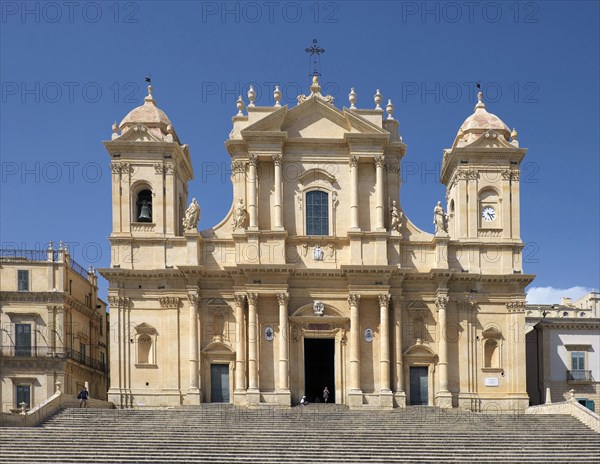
247,292 -> 258,305
348,293 -> 361,307
378,293 -> 390,307
349,155 -> 359,168
374,155 -> 385,168
272,154 -> 282,166
276,292 -> 289,306
248,154 -> 258,168
233,294 -> 246,308
435,295 -> 449,311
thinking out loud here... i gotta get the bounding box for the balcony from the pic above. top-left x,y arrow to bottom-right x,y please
0,345 -> 108,373
567,369 -> 593,383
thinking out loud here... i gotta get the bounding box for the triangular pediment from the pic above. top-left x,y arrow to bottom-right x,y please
242,98 -> 388,140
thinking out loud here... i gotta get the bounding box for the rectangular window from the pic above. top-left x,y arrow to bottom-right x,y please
16,385 -> 31,409
17,270 -> 29,291
99,317 -> 103,336
15,324 -> 32,357
306,190 -> 329,236
572,352 -> 585,370
79,343 -> 86,363
100,351 -> 105,367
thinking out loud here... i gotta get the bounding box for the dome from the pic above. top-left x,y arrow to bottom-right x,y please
454,92 -> 511,146
119,85 -> 172,129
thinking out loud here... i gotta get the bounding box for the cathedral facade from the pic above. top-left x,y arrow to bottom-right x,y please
100,76 -> 533,410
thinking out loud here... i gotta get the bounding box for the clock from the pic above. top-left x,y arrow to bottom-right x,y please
481,206 -> 496,222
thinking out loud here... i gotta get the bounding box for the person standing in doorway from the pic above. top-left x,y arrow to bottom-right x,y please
323,386 -> 330,403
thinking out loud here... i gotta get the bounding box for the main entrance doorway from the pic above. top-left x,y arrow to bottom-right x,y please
409,366 -> 429,405
210,364 -> 230,403
304,338 -> 335,403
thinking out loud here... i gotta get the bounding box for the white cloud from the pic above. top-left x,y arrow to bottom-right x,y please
526,286 -> 595,304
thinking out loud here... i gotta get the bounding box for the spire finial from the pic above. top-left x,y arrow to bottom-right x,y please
348,88 -> 357,109
374,89 -> 383,110
144,85 -> 155,104
273,85 -> 282,107
247,85 -> 256,107
236,95 -> 245,116
475,90 -> 485,110
386,99 -> 394,120
310,75 -> 321,94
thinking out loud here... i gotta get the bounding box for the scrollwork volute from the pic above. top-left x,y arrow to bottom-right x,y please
233,294 -> 246,308
435,295 -> 449,310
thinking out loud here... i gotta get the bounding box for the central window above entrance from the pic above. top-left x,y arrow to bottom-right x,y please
306,190 -> 329,235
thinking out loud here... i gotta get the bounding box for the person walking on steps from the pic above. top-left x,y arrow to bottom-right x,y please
323,386 -> 330,403
77,387 -> 89,408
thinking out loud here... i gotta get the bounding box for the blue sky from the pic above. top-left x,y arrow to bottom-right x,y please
1,1 -> 598,303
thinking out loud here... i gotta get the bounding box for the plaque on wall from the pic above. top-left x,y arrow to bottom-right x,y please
364,328 -> 374,342
264,326 -> 274,341
485,377 -> 499,387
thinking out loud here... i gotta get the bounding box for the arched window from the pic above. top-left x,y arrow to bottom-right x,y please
306,190 -> 329,236
484,339 -> 499,368
138,334 -> 152,364
136,189 -> 153,222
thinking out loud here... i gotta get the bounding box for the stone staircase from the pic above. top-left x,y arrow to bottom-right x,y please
0,405 -> 598,463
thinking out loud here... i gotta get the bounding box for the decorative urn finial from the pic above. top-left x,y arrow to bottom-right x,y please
310,75 -> 321,94
374,89 -> 383,109
236,95 -> 245,116
273,85 -> 282,107
348,88 -> 357,109
386,99 -> 394,120
511,128 -> 518,140
247,85 -> 256,107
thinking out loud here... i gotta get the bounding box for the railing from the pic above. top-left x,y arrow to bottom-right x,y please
0,345 -> 108,372
567,370 -> 593,382
0,249 -> 54,261
69,256 -> 90,280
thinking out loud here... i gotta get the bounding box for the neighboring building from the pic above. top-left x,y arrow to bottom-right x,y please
573,291 -> 600,316
526,294 -> 600,412
100,77 -> 533,411
0,244 -> 109,412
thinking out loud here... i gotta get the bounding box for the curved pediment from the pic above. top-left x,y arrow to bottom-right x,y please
202,341 -> 233,353
135,322 -> 158,336
404,340 -> 435,356
297,168 -> 337,185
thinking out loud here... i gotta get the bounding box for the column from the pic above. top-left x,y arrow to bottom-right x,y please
393,296 -> 405,396
379,294 -> 391,392
164,163 -> 176,234
349,156 -> 359,230
247,155 -> 258,229
277,293 -> 289,391
375,156 -> 385,230
234,295 -> 246,392
348,293 -> 361,391
188,292 -> 200,395
273,155 -> 283,230
436,293 -> 451,407
247,293 -> 259,391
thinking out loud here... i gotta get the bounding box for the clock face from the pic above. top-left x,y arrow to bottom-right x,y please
482,206 -> 496,222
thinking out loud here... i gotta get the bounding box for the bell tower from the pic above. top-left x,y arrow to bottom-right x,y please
440,92 -> 527,271
441,92 -> 527,241
104,85 -> 194,269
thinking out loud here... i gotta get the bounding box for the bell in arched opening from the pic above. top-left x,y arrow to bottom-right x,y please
137,189 -> 153,222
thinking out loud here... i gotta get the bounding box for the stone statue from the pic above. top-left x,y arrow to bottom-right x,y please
182,198 -> 200,231
433,201 -> 448,234
313,245 -> 324,261
389,200 -> 403,233
232,198 -> 248,230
